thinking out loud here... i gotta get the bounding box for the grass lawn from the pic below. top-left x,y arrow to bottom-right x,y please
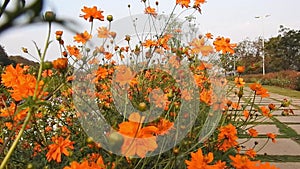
263,85 -> 300,99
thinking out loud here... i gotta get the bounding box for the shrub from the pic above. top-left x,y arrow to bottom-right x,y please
243,70 -> 300,90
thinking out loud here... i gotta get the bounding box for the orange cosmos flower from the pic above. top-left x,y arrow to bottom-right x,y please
1,64 -> 24,87
118,113 -> 158,158
142,39 -> 158,48
260,106 -> 272,117
158,34 -> 172,50
1,64 -> 44,101
176,0 -> 190,8
196,61 -> 212,71
94,67 -> 109,82
97,26 -> 110,38
189,38 -> 214,56
234,77 -> 245,87
104,52 -> 113,60
193,0 -> 206,12
267,133 -> 277,143
80,6 -> 104,22
249,83 -> 269,98
237,66 -> 245,73
245,148 -> 256,158
42,69 -> 53,77
12,74 -> 44,101
217,123 -> 238,151
63,161 -> 90,169
63,156 -> 108,169
155,118 -> 174,135
185,148 -> 216,169
200,88 -> 212,105
46,136 -> 74,163
53,58 -> 68,70
66,45 -> 81,59
213,36 -> 237,54
74,31 -> 92,44
0,102 -> 29,129
205,32 -> 213,39
149,88 -> 168,108
248,128 -> 258,137
231,102 -> 240,110
145,6 -> 157,17
243,110 -> 250,118
194,0 -> 206,7
88,58 -> 100,65
229,154 -> 256,169
214,160 -> 226,169
114,65 -> 136,86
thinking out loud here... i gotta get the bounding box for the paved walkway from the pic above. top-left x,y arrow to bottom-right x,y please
227,86 -> 300,169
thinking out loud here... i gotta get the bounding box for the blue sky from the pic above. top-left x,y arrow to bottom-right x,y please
0,0 -> 299,61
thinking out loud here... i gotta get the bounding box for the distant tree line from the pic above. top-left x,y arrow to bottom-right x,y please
223,25 -> 300,74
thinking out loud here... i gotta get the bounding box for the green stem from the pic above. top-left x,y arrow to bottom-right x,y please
0,21 -> 52,169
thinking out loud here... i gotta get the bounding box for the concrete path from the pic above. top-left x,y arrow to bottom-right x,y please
227,86 -> 300,169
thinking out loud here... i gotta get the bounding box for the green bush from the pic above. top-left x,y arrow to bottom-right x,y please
296,76 -> 300,91
242,70 -> 300,90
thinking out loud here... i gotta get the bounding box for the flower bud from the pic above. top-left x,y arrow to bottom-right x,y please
62,51 -> 68,57
107,15 -> 113,22
268,103 -> 276,110
109,31 -> 117,39
226,100 -> 232,107
44,11 -> 56,22
173,148 -> 179,155
22,47 -> 28,53
55,30 -> 63,41
138,102 -> 147,111
125,35 -> 131,42
238,90 -> 243,98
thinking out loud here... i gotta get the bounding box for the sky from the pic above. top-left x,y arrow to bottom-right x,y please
0,0 -> 300,61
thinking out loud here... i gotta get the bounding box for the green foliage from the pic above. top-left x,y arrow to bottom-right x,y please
296,76 -> 300,91
265,25 -> 300,71
243,70 -> 300,90
233,38 -> 262,74
231,26 -> 300,74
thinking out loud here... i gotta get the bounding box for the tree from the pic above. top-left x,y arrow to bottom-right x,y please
234,38 -> 262,74
265,25 -> 300,71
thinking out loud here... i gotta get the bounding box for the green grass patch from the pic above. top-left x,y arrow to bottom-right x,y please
271,117 -> 300,144
263,85 -> 300,99
256,155 -> 300,162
